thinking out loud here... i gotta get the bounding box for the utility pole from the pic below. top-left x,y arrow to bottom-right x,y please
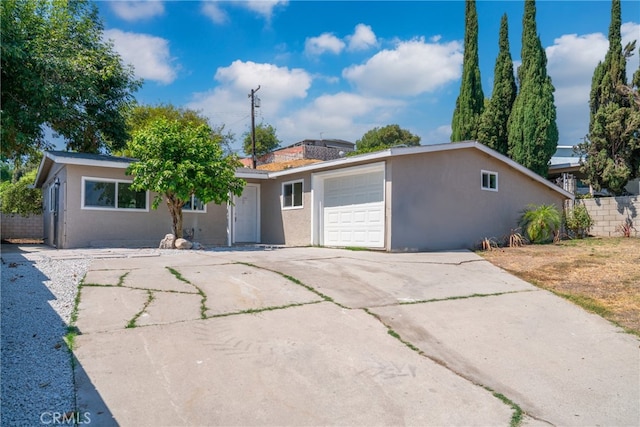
249,85 -> 261,169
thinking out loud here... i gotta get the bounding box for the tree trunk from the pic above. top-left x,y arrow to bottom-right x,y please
166,195 -> 184,244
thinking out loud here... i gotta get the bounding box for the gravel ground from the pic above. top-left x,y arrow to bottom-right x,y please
1,251 -> 90,426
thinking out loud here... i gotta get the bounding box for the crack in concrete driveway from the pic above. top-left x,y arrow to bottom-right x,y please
71,247 -> 639,426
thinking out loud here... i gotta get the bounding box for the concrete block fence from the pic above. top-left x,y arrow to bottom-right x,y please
0,213 -> 43,239
574,196 -> 639,237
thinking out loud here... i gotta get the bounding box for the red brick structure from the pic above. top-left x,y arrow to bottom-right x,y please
241,139 -> 354,168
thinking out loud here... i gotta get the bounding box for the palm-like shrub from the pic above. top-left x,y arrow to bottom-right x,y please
519,204 -> 561,244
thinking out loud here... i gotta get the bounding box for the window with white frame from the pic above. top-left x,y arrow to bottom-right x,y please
82,178 -> 147,210
49,185 -> 56,212
183,195 -> 206,212
282,180 -> 303,209
481,170 -> 498,191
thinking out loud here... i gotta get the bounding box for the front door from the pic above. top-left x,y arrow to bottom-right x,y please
233,184 -> 260,243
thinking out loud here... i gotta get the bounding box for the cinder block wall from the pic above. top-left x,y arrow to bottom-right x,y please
576,196 -> 639,237
1,213 -> 44,239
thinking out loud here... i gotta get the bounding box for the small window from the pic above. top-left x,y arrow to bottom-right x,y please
282,180 -> 303,209
481,170 -> 498,191
49,185 -> 57,212
82,178 -> 147,210
183,195 -> 206,212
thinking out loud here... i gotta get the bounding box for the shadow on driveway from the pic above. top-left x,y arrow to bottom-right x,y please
1,247 -> 117,426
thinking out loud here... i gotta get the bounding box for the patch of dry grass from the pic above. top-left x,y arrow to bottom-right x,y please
479,237 -> 640,335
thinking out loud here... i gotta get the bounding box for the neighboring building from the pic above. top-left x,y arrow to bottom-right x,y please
548,145 -> 588,195
240,139 -> 354,168
35,142 -> 572,250
548,145 -> 640,195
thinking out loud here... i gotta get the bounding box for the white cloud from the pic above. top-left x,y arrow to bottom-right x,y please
104,29 -> 177,85
109,1 -> 164,22
305,33 -> 346,56
347,24 -> 378,52
343,37 -> 462,97
239,0 -> 288,20
201,2 -> 228,24
214,60 -> 311,101
187,61 -> 311,146
276,92 -> 404,143
546,32 -> 608,107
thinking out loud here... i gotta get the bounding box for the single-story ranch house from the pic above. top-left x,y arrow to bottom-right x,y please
34,141 -> 573,251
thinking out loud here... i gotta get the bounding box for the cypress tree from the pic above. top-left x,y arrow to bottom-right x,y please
477,14 -> 516,155
451,0 -> 484,142
580,0 -> 639,195
589,0 -> 625,122
507,0 -> 558,176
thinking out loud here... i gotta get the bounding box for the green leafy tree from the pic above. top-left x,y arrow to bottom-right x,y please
1,0 -> 140,161
355,124 -> 420,153
579,0 -> 640,195
242,123 -> 281,158
507,0 -> 558,177
117,104 -> 236,157
451,0 -> 484,142
0,169 -> 43,216
519,203 -> 561,244
126,117 -> 245,242
0,161 -> 12,182
477,14 -> 516,155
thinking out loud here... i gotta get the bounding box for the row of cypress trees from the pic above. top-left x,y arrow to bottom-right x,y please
451,0 -> 557,177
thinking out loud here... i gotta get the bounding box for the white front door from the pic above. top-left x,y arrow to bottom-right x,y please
233,184 -> 260,243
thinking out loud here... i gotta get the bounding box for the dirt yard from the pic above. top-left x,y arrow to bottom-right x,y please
479,237 -> 640,335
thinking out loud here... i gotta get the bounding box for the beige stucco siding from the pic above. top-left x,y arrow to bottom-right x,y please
58,165 -> 228,248
388,148 -> 567,250
260,173 -> 312,246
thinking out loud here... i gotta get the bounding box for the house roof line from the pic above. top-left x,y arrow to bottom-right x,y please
34,144 -> 574,200
35,151 -> 136,187
266,141 -> 574,200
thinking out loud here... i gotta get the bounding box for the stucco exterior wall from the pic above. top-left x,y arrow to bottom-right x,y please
260,173 -> 312,246
45,165 -> 228,248
388,149 -> 567,250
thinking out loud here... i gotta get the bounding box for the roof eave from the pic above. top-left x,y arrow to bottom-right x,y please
266,141 -> 573,200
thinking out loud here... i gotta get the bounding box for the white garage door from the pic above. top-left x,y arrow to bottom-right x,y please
323,169 -> 385,248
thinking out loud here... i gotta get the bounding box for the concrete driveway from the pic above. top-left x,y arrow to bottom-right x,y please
71,247 -> 639,426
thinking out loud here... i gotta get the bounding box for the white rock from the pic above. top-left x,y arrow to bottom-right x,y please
159,234 -> 176,249
175,238 -> 193,250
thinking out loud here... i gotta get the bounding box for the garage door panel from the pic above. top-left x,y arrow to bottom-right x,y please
353,211 -> 367,223
324,202 -> 384,248
324,171 -> 384,208
321,168 -> 385,248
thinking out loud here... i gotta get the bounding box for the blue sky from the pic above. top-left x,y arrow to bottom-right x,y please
98,0 -> 640,155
